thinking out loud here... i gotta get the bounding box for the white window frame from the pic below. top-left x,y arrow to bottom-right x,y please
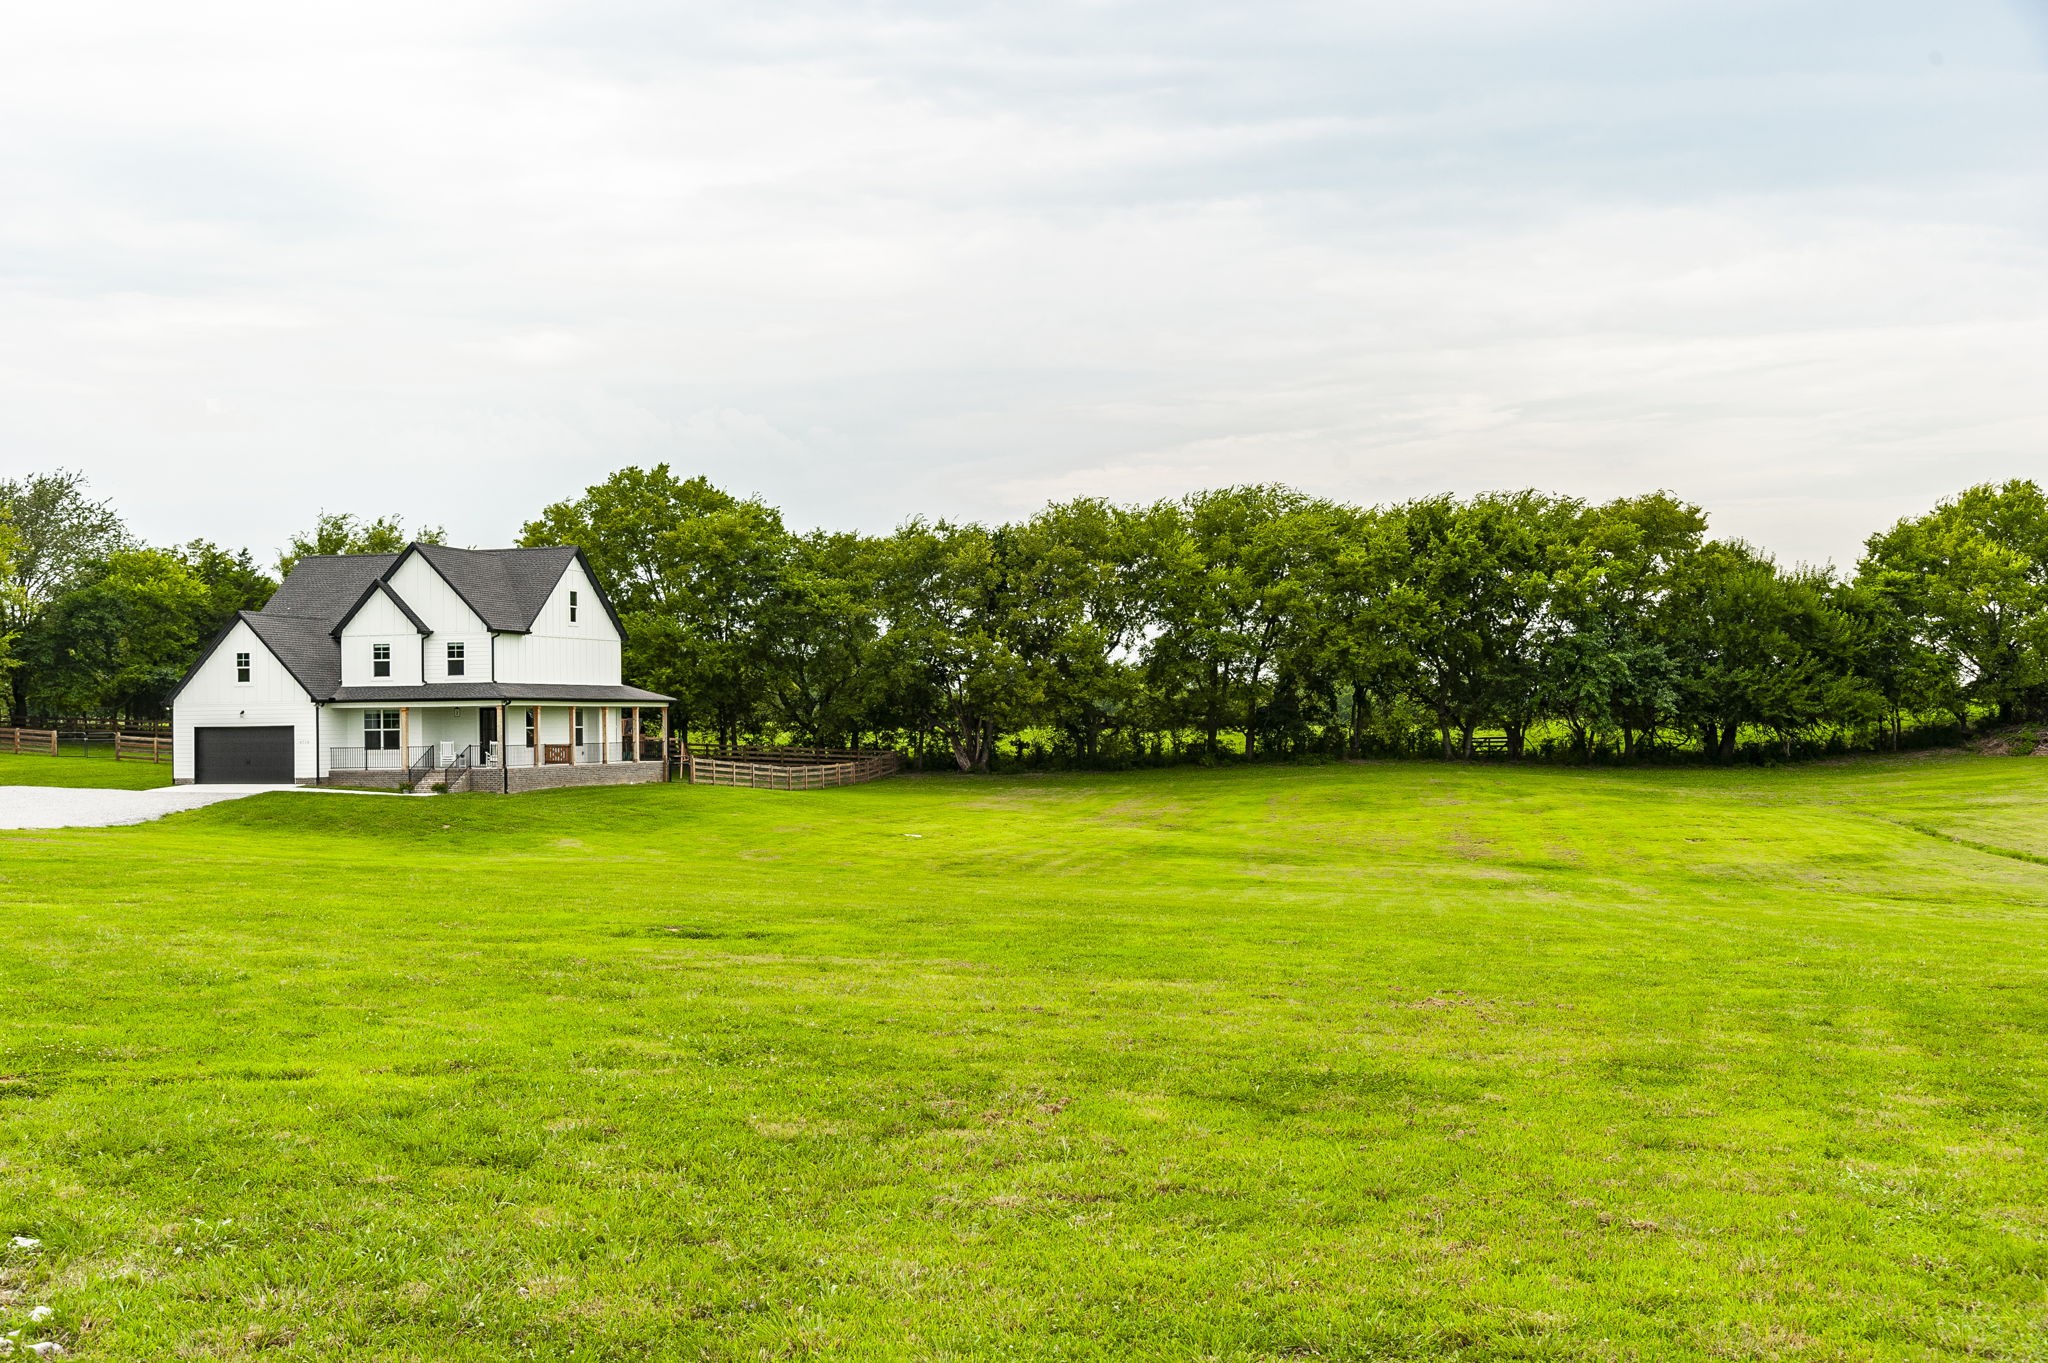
568,589 -> 579,625
372,643 -> 391,678
446,641 -> 465,677
235,651 -> 251,684
364,710 -> 401,751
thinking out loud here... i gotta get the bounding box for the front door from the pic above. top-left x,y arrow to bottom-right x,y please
479,706 -> 498,755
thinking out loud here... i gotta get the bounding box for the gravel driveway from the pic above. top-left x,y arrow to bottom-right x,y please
0,784 -> 404,830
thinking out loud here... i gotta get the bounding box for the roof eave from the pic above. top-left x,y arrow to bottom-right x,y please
166,612 -> 255,706
389,542 -> 502,632
329,578 -> 431,640
569,547 -> 630,638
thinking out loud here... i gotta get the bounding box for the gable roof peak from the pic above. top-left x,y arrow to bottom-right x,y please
385,541 -> 587,633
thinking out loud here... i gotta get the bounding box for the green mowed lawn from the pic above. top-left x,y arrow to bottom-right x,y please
4,756 -> 2048,1359
0,748 -> 174,789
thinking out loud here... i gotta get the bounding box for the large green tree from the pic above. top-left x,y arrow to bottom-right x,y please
278,513 -> 445,577
0,470 -> 129,723
1858,481 -> 2048,726
1395,492 -> 1578,759
522,465 -> 788,744
755,530 -> 888,748
1007,498 -> 1152,764
1835,576 -> 1951,748
1538,493 -> 1705,758
31,549 -> 215,719
0,514 -> 26,691
1284,503 -> 1418,757
875,520 -> 1042,772
1660,543 -> 1872,760
1140,486 -> 1321,759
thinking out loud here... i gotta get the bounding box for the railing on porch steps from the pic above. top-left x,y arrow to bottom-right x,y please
404,746 -> 438,791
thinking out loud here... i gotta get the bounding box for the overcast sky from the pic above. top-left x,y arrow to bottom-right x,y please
3,0 -> 2045,569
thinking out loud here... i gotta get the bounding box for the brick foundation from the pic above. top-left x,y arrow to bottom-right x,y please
500,761 -> 667,793
323,761 -> 666,794
321,768 -> 412,790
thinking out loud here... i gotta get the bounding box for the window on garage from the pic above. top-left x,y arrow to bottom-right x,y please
235,651 -> 251,683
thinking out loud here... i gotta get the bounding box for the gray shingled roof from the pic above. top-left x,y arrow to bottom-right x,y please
366,579 -> 431,636
239,610 -> 344,700
171,541 -> 647,706
329,682 -> 672,703
412,544 -> 581,632
265,553 -> 399,625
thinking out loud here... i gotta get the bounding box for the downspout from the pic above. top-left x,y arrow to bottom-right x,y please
494,637 -> 505,793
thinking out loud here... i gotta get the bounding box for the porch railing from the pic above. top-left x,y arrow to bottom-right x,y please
329,740 -> 659,773
328,745 -> 463,772
489,741 -> 643,767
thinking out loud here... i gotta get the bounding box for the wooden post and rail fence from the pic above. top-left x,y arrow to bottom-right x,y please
113,733 -> 173,763
0,727 -> 175,763
1,726 -> 59,756
678,744 -> 901,790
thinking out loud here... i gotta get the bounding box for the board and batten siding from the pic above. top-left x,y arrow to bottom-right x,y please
337,591 -> 425,687
172,620 -> 320,782
494,559 -> 622,686
384,554 -> 492,684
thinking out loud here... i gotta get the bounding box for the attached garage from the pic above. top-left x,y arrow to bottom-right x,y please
193,726 -> 297,785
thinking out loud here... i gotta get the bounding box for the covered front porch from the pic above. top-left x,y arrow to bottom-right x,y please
323,700 -> 669,790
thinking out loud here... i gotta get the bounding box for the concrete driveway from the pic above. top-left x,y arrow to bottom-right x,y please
0,784 -> 405,830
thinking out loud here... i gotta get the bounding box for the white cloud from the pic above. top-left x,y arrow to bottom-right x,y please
0,0 -> 2042,567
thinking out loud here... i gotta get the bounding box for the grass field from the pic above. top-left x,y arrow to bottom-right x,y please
3,754 -> 2048,1359
0,748 -> 174,789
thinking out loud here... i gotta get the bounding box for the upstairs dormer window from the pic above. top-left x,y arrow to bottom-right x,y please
569,589 -> 579,624
372,643 -> 391,678
235,652 -> 251,684
446,641 -> 466,677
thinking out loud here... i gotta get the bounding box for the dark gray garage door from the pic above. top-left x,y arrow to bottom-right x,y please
193,726 -> 296,784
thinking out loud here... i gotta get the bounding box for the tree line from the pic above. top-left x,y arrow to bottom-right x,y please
521,467 -> 2047,768
4,466 -> 2044,766
0,471 -> 441,725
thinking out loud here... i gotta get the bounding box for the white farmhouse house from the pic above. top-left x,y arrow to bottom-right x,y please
169,543 -> 671,791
